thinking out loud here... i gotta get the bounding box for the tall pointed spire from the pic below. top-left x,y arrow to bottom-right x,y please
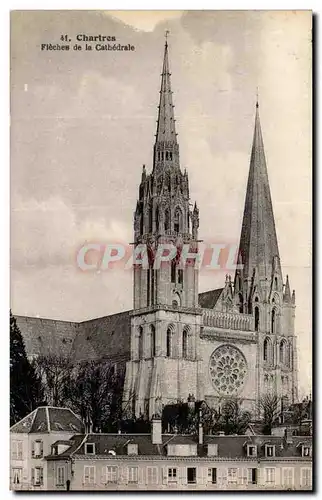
236,101 -> 281,284
153,35 -> 180,171
284,275 -> 291,303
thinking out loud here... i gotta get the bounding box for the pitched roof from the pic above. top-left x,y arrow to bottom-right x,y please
45,433 -> 312,460
15,315 -> 78,358
72,310 -> 131,362
198,288 -> 223,309
14,310 -> 131,363
10,406 -> 84,434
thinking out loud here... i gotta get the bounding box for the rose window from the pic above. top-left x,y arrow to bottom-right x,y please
209,345 -> 248,396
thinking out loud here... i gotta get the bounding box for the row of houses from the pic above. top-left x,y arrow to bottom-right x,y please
10,407 -> 313,491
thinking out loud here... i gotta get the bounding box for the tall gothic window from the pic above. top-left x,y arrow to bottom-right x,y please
138,326 -> 143,360
149,205 -> 153,233
255,306 -> 260,331
166,328 -> 172,357
171,260 -> 176,283
178,269 -> 183,285
271,308 -> 276,334
174,207 -> 182,234
156,206 -> 160,233
280,339 -> 288,365
263,337 -> 272,363
164,209 -> 170,233
182,329 -> 188,359
147,269 -> 150,306
238,294 -> 243,313
150,325 -> 156,357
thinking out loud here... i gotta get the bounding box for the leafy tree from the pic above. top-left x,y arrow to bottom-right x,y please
257,393 -> 281,435
10,311 -> 45,425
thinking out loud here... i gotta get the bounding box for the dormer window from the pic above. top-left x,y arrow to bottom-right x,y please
302,445 -> 311,457
247,444 -> 257,457
85,443 -> 95,455
265,445 -> 275,457
127,443 -> 138,456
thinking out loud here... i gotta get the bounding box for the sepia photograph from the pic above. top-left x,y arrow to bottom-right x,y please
10,10 -> 312,491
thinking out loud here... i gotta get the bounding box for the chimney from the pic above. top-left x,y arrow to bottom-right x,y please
198,408 -> 203,445
152,415 -> 162,445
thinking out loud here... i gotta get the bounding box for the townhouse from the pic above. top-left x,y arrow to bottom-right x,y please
45,416 -> 312,491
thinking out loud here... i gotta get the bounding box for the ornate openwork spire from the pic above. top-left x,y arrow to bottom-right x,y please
153,34 -> 180,171
236,101 -> 281,283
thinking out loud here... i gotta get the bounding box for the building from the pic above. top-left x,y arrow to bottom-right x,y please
14,40 -> 298,418
44,417 -> 312,491
10,406 -> 84,490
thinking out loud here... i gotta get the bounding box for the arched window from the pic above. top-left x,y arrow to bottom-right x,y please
238,293 -> 243,314
255,306 -> 260,331
170,152 -> 173,161
156,206 -> 160,233
164,209 -> 170,233
138,326 -> 143,359
275,277 -> 278,290
166,151 -> 169,160
280,339 -> 288,365
174,208 -> 182,234
263,337 -> 272,363
178,269 -> 183,285
271,308 -> 276,333
149,205 -> 153,233
150,325 -> 156,357
166,328 -> 172,357
171,260 -> 176,283
182,329 -> 188,359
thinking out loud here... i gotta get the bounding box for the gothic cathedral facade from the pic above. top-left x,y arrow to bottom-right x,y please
123,41 -> 298,419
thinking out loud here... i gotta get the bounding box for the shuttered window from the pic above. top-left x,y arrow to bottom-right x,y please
32,467 -> 44,486
168,468 -> 177,481
247,468 -> 257,485
146,467 -> 158,485
12,468 -> 22,485
11,441 -> 23,460
106,466 -> 118,484
32,440 -> 43,458
56,466 -> 65,486
128,466 -> 138,483
282,468 -> 294,487
208,468 -> 217,484
84,466 -> 95,485
227,468 -> 238,484
265,468 -> 275,485
301,468 -> 312,487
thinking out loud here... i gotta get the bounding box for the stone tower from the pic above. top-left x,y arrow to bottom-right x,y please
123,40 -> 202,418
233,101 -> 298,407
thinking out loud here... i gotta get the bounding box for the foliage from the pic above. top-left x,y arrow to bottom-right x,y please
34,354 -> 73,407
221,398 -> 252,435
10,311 -> 45,425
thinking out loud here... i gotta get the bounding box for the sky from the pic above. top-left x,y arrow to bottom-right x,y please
10,10 -> 312,396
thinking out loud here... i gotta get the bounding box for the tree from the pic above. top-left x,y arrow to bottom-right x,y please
10,311 -> 45,425
33,354 -> 73,407
66,360 -> 125,432
257,393 -> 281,435
221,398 -> 252,435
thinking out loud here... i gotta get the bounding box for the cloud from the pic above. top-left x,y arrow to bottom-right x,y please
105,11 -> 184,32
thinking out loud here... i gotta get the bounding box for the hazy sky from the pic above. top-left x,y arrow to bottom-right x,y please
10,11 -> 312,395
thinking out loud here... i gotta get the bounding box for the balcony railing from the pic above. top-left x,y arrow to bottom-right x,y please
202,310 -> 255,332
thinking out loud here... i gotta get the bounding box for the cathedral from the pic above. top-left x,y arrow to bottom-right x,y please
15,40 -> 298,419
122,40 -> 298,418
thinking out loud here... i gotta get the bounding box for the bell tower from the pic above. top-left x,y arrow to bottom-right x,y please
234,100 -> 298,406
123,38 -> 202,418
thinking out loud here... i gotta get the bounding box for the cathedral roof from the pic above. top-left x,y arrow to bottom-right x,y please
236,101 -> 281,281
155,40 -> 177,144
198,288 -> 223,309
15,310 -> 131,363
